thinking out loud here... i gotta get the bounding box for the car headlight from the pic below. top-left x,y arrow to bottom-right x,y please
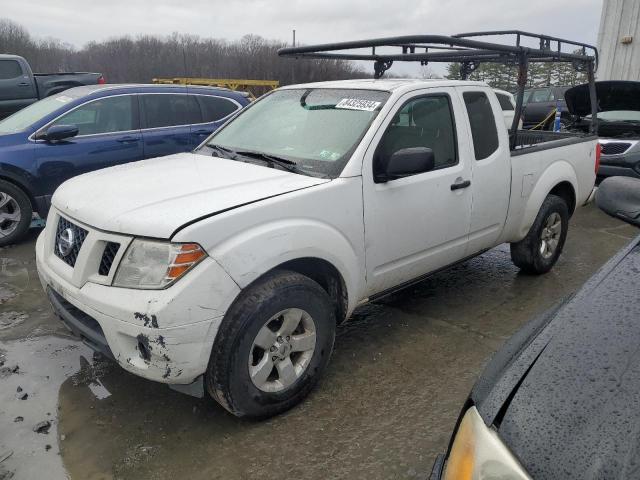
443,406 -> 530,480
113,239 -> 206,289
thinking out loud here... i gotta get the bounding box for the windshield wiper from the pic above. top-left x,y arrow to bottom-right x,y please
233,150 -> 302,174
208,144 -> 237,159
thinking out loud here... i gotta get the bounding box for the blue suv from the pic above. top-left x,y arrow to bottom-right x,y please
0,84 -> 250,245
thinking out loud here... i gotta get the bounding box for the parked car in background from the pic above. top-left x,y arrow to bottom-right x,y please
565,81 -> 640,182
430,176 -> 640,480
36,79 -> 598,419
0,84 -> 250,245
0,54 -> 104,119
493,89 -> 523,130
522,85 -> 571,129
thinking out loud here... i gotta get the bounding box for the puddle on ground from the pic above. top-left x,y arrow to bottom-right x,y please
0,336 -> 96,480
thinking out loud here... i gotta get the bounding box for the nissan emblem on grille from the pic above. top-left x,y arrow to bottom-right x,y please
57,227 -> 75,257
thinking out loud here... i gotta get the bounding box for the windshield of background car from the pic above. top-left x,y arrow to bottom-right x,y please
201,88 -> 390,178
0,93 -> 81,134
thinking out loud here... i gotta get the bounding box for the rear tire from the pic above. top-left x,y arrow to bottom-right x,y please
0,180 -> 32,247
510,194 -> 569,274
205,270 -> 336,418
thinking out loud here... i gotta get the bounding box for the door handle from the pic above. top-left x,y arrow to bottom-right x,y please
117,136 -> 139,143
18,82 -> 30,86
450,179 -> 471,191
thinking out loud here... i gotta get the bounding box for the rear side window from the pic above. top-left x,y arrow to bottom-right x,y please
141,94 -> 201,128
52,95 -> 135,136
463,91 -> 499,161
0,60 -> 23,80
527,88 -> 552,103
197,96 -> 239,122
495,93 -> 514,111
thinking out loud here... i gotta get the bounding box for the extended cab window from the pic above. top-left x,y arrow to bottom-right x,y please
141,94 -> 200,128
377,95 -> 458,173
463,92 -> 499,161
197,96 -> 239,122
51,95 -> 135,136
0,60 -> 22,79
496,93 -> 514,111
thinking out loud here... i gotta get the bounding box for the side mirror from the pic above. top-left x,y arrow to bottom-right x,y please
378,147 -> 435,182
596,176 -> 640,228
35,124 -> 79,142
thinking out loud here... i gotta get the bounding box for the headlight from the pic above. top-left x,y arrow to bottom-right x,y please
443,406 -> 531,480
113,239 -> 206,289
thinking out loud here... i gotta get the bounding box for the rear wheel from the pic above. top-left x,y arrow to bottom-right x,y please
0,180 -> 32,247
510,194 -> 569,274
205,270 -> 336,418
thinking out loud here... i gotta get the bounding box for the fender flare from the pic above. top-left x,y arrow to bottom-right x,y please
515,161 -> 578,240
207,218 -> 364,315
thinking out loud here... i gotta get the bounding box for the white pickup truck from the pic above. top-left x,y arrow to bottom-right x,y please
36,79 -> 598,417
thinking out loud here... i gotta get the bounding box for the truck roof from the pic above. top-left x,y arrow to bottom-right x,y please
280,78 -> 488,93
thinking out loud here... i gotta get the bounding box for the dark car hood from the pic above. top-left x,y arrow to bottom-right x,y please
0,132 -> 24,147
471,237 -> 640,479
565,81 -> 640,117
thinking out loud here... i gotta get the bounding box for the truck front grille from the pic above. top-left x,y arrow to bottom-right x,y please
601,142 -> 632,155
99,242 -> 120,276
54,217 -> 88,267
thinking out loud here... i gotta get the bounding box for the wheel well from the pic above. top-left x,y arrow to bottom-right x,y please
276,258 -> 349,325
549,182 -> 576,216
0,175 -> 34,208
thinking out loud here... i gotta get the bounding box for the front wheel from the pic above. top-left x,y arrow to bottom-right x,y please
205,270 -> 336,418
510,194 -> 569,274
0,180 -> 32,247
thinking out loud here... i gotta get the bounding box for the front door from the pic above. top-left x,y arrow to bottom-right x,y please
35,94 -> 143,195
362,89 -> 473,296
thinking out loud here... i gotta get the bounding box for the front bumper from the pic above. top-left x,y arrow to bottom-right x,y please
36,226 -> 241,385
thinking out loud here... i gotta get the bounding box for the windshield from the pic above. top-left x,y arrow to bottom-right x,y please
0,93 -> 78,134
587,110 -> 640,122
198,88 -> 390,178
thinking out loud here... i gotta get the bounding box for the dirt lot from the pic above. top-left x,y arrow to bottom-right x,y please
0,204 -> 636,480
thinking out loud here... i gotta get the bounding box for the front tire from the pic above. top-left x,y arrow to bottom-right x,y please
205,270 -> 336,418
0,180 -> 32,247
510,194 -> 569,274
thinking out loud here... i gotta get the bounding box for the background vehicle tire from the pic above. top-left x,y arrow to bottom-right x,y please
0,180 -> 32,247
510,194 -> 569,274
205,269 -> 336,418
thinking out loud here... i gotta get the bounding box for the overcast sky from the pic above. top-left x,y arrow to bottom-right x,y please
3,0 -> 604,76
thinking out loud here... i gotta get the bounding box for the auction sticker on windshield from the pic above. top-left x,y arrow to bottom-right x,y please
336,99 -> 381,111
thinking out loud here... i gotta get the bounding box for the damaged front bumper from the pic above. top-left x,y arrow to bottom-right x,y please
35,230 -> 240,391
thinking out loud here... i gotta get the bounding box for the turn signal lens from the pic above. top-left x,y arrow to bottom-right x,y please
443,407 -> 531,480
595,143 -> 601,174
166,244 -> 206,282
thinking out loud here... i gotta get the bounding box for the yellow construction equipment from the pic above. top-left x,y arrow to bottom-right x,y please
152,77 -> 279,100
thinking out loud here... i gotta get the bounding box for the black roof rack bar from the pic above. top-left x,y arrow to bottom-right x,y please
277,31 -> 599,146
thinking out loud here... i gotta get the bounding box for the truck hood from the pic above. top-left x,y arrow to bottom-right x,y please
565,81 -> 640,117
52,152 -> 330,238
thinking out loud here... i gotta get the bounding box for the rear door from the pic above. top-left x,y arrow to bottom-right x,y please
139,93 -> 201,158
0,59 -> 37,118
191,94 -> 243,146
362,89 -> 473,296
458,88 -> 511,255
34,94 -> 143,194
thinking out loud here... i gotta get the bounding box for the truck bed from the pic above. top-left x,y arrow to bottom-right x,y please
511,130 -> 597,154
